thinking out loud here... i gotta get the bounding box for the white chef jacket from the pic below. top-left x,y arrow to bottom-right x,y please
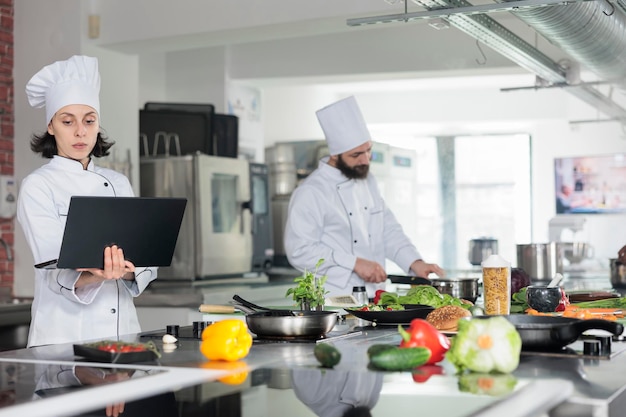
291,369 -> 383,417
284,157 -> 422,298
17,156 -> 157,347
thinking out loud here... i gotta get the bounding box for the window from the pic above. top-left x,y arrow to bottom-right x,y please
376,134 -> 531,272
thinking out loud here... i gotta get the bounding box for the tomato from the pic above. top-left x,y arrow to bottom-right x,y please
359,306 -> 369,311
373,290 -> 387,304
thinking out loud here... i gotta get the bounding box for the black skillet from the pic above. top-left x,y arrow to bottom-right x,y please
503,315 -> 624,351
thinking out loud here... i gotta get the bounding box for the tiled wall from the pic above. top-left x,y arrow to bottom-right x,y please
0,0 -> 13,290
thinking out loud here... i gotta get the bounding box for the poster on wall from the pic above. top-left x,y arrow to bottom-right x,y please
554,153 -> 626,214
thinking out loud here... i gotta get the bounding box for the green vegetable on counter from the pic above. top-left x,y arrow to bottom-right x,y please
379,285 -> 469,309
314,343 -> 341,368
446,316 -> 521,374
368,345 -> 431,371
572,297 -> 626,309
510,287 -> 529,313
458,373 -> 518,396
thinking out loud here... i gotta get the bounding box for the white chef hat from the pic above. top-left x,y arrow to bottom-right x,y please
316,96 -> 371,156
25,55 -> 101,124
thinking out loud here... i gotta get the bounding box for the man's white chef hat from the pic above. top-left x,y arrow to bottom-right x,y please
316,96 -> 371,156
25,55 -> 101,124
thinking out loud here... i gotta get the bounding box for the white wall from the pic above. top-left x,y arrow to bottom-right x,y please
12,0 -> 626,297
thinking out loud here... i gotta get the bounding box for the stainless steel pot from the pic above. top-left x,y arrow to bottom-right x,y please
430,277 -> 480,303
244,310 -> 337,338
516,243 -> 563,282
468,238 -> 498,266
610,258 -> 626,288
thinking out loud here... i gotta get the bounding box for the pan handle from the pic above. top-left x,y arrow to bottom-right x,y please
556,319 -> 624,342
233,295 -> 270,311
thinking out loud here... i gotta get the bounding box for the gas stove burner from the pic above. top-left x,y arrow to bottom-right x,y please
521,334 -> 626,360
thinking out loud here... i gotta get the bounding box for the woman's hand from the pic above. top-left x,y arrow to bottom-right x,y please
77,245 -> 136,284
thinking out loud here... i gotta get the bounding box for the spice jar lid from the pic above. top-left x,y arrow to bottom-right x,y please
352,286 -> 366,292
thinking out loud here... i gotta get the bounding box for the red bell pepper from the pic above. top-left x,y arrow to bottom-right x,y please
373,290 -> 386,304
411,364 -> 444,383
398,319 -> 450,365
555,289 -> 569,312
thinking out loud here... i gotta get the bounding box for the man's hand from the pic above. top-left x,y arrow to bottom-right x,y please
354,258 -> 387,283
410,260 -> 445,278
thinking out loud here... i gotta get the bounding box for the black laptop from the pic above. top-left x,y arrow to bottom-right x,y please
35,196 -> 187,269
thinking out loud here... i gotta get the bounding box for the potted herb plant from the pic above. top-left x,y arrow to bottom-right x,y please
285,258 -> 329,310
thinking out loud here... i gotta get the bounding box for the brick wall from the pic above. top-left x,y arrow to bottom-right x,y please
0,0 -> 13,290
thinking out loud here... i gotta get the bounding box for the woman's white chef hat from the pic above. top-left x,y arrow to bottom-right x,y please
25,55 -> 101,124
316,96 -> 371,156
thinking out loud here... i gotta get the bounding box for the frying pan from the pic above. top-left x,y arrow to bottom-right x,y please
503,315 -> 624,351
199,295 -> 338,338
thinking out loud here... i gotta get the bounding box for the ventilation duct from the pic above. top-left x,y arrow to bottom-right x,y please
404,0 -> 626,121
501,0 -> 626,92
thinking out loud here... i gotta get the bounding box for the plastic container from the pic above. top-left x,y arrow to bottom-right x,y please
481,254 -> 511,315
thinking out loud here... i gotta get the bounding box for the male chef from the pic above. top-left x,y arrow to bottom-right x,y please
284,96 -> 444,298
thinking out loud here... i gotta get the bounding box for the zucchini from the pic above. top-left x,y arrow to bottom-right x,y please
369,346 -> 431,371
314,343 -> 341,368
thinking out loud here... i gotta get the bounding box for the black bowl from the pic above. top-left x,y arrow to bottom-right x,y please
526,286 -> 562,312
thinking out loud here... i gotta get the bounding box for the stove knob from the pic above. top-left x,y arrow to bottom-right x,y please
583,339 -> 600,356
595,335 -> 612,356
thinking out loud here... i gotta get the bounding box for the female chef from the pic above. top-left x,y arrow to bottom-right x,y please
17,55 -> 157,347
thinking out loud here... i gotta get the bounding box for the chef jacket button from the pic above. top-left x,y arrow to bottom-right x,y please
104,182 -> 109,187
354,240 -> 357,243
110,308 -> 116,314
349,212 -> 352,216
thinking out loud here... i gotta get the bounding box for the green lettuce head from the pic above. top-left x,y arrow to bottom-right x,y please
446,316 -> 522,374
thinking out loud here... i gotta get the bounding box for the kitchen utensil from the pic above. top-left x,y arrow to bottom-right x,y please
244,310 -> 338,338
503,315 -> 624,351
516,243 -> 563,282
229,295 -> 338,338
610,258 -> 626,289
232,295 -> 297,316
430,278 -> 480,303
344,305 -> 434,325
562,242 -> 594,264
548,273 -> 564,287
567,290 -> 619,303
468,238 -> 499,266
526,285 -> 564,313
386,275 -> 432,286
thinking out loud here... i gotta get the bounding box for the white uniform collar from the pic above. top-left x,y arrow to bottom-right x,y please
51,155 -> 95,171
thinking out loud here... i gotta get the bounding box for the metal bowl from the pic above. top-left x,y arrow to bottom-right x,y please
610,258 -> 626,289
430,278 -> 480,303
562,242 -> 593,264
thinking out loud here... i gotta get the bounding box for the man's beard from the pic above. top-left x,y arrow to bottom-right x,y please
336,155 -> 369,180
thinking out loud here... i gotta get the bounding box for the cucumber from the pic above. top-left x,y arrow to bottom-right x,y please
314,343 -> 341,368
369,346 -> 431,371
367,343 -> 397,358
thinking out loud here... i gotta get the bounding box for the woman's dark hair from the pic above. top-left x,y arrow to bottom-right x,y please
30,129 -> 115,159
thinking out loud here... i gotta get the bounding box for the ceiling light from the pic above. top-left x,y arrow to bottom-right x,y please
428,18 -> 450,30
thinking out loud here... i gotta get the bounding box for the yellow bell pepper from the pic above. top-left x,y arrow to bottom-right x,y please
200,319 -> 253,362
201,360 -> 250,385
